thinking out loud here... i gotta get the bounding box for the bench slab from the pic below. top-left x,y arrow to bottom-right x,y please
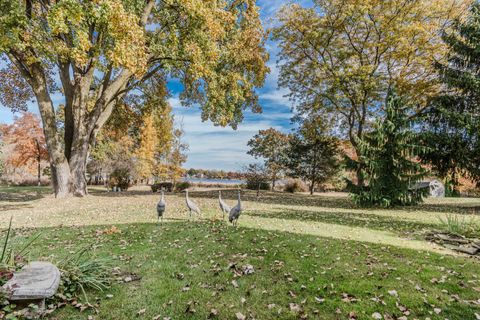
3,261 -> 60,300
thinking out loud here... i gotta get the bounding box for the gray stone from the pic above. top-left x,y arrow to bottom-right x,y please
411,180 -> 445,198
429,180 -> 445,198
443,244 -> 479,255
3,261 -> 60,301
456,246 -> 479,255
436,233 -> 470,244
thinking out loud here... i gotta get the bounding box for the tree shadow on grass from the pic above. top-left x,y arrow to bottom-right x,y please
0,186 -> 51,203
185,189 -> 480,215
0,203 -> 34,212
87,187 -> 480,215
245,208 -> 440,236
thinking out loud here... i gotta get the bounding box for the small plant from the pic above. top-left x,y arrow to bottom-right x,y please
438,214 -> 480,237
57,247 -> 113,303
0,217 -> 40,286
0,218 -> 41,319
284,179 -> 308,193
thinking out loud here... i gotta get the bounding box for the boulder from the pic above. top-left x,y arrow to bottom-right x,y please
411,180 -> 445,198
429,180 -> 445,198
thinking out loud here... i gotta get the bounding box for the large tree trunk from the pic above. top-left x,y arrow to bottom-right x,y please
69,145 -> 89,197
30,65 -> 74,197
50,162 -> 73,197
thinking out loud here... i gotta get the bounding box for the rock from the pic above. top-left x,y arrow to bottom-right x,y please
3,261 -> 60,301
436,234 -> 469,244
429,180 -> 445,198
456,246 -> 479,255
443,244 -> 479,255
412,180 -> 445,198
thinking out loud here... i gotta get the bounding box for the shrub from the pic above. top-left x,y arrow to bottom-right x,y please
57,248 -> 113,303
243,163 -> 270,191
0,217 -> 40,285
438,214 -> 480,237
108,168 -> 130,190
284,179 -> 308,193
175,181 -> 191,192
246,180 -> 270,191
151,182 -> 173,192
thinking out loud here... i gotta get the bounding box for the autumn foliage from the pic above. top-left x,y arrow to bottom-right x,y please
0,112 -> 48,184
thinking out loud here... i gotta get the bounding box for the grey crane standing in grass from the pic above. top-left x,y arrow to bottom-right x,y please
157,190 -> 166,223
218,190 -> 231,220
185,189 -> 201,219
229,190 -> 242,227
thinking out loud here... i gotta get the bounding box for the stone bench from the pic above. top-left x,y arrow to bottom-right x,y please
2,261 -> 61,309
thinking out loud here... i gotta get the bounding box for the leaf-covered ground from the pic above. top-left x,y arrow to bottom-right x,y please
1,186 -> 480,319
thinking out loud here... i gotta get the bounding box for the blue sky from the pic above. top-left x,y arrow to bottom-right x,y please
0,0 -> 311,171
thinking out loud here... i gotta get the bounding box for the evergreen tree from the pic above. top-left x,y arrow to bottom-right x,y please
421,3 -> 480,190
347,90 -> 427,207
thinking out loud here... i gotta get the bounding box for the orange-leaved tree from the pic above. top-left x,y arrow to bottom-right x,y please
0,112 -> 48,185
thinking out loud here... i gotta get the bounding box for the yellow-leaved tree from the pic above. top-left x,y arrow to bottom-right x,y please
0,0 -> 268,197
136,114 -> 157,183
273,0 -> 470,186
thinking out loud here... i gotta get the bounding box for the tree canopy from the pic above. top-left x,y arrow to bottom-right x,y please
247,128 -> 290,190
0,0 -> 269,197
0,112 -> 48,185
286,118 -> 341,195
273,0 -> 470,187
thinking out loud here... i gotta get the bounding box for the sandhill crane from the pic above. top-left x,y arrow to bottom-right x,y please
218,190 -> 231,220
229,190 -> 242,227
185,189 -> 201,219
157,191 -> 166,223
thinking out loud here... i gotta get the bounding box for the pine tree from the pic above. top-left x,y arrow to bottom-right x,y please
347,90 -> 427,207
421,3 -> 480,189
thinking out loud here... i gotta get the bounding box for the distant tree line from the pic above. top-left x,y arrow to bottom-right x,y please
186,168 -> 245,180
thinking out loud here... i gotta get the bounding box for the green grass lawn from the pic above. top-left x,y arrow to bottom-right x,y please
1,186 -> 480,319
21,222 -> 480,320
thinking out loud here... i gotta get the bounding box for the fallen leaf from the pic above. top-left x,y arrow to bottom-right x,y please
314,297 -> 325,304
387,290 -> 398,297
372,312 -> 382,320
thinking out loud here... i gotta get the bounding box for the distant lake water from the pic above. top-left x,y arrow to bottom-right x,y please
182,177 -> 245,185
